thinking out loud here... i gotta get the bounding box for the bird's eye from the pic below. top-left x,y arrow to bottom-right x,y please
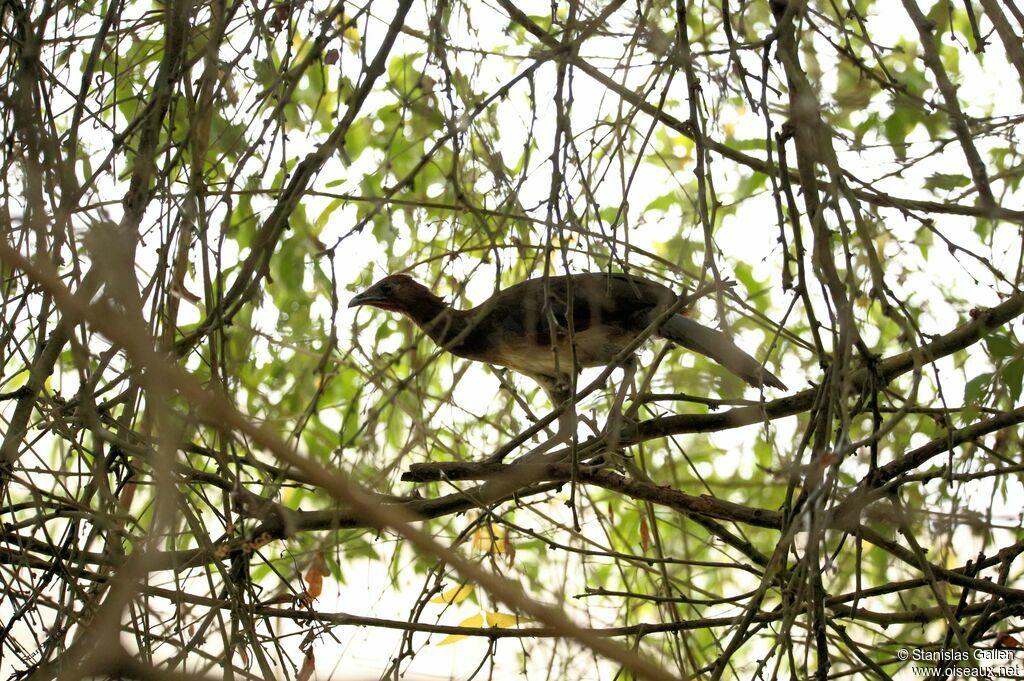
379,283 -> 393,295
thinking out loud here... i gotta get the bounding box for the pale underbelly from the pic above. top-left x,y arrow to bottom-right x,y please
488,327 -> 647,377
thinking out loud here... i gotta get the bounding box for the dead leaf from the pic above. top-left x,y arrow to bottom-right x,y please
471,523 -> 514,559
304,552 -> 331,601
297,648 -> 315,681
996,633 -> 1020,648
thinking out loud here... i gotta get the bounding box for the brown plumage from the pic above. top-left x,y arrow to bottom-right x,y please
350,272 -> 785,457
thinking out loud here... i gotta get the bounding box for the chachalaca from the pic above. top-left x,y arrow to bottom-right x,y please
350,272 -> 786,458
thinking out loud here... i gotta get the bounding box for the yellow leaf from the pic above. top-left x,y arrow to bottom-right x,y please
430,583 -> 474,604
436,614 -> 483,646
344,25 -> 361,49
471,524 -> 517,560
338,13 -> 361,52
485,612 -> 523,628
471,524 -> 505,553
436,633 -> 467,646
6,371 -> 27,391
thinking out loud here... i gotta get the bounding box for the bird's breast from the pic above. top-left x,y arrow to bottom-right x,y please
483,325 -> 644,376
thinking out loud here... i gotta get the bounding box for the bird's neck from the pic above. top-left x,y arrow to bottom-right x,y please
403,297 -> 470,348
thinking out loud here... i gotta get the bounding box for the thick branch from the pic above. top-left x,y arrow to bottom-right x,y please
637,290 -> 1024,442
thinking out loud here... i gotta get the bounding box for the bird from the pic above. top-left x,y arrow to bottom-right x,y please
349,272 -> 786,459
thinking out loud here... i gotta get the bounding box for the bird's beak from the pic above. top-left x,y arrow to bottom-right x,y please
348,290 -> 381,308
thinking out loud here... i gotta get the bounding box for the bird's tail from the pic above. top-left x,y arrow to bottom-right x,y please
658,314 -> 787,390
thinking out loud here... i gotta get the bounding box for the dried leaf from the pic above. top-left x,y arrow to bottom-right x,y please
996,633 -> 1021,649
304,552 -> 331,601
471,524 -> 503,552
297,648 -> 315,681
471,524 -> 514,559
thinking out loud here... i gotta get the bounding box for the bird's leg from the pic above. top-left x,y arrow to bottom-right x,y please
522,402 -> 577,461
603,356 -> 637,452
514,378 -> 576,463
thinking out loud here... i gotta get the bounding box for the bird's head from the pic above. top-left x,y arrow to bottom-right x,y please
348,274 -> 447,317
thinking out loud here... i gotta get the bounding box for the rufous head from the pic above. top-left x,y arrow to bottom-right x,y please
348,273 -> 445,314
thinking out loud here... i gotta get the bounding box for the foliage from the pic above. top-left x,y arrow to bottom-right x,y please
0,0 -> 1022,679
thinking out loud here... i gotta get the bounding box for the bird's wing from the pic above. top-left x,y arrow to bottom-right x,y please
491,273 -> 676,344
443,273 -> 677,379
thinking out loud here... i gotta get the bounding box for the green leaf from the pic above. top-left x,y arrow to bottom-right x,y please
345,117 -> 373,160
314,198 -> 346,233
924,173 -> 969,191
1002,359 -> 1024,404
883,112 -> 910,160
984,333 -> 1016,359
915,227 -> 933,259
644,192 -> 679,213
963,372 -> 992,405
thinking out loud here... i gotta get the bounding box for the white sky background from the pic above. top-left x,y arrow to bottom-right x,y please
3,0 -> 1023,679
